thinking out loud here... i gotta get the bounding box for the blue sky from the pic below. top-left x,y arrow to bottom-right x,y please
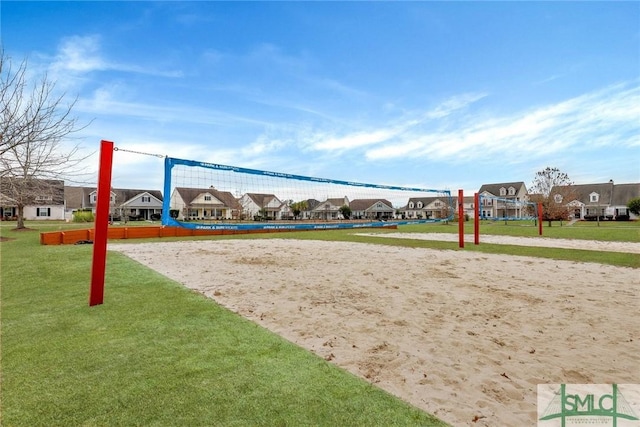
2,1 -> 639,194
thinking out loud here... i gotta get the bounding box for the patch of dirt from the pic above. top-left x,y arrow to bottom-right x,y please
9,227 -> 36,232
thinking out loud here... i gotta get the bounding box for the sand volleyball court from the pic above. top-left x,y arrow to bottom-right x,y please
110,237 -> 639,426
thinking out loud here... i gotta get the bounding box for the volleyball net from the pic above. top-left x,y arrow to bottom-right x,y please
161,156 -> 454,231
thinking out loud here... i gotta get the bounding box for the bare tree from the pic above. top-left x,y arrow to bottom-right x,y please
529,167 -> 577,226
0,50 -> 89,229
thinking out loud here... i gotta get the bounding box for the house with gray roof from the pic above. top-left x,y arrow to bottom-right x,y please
295,199 -> 321,220
238,193 -> 290,220
551,180 -> 640,220
65,186 -> 163,221
170,186 -> 240,221
349,199 -> 395,220
477,182 -> 529,219
399,196 -> 451,220
1,178 -> 65,220
312,197 -> 349,220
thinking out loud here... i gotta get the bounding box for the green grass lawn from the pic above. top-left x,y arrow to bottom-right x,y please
1,220 -> 639,426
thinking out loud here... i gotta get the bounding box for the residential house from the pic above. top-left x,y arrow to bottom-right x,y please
400,196 -> 451,220
349,199 -> 395,220
295,199 -> 321,220
170,186 -> 241,220
239,193 -> 289,220
0,193 -> 18,219
0,178 -> 65,220
551,180 -> 640,220
311,197 -> 349,220
462,195 -> 476,219
114,189 -> 163,220
65,186 -> 163,221
477,182 -> 529,219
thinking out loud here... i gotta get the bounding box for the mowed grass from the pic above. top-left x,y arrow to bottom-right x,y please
2,220 -> 639,426
1,225 -> 447,427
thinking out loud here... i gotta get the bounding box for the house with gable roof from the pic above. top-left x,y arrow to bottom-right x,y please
399,196 -> 451,220
349,199 -> 395,220
312,197 -> 349,220
64,186 -> 163,221
477,182 -> 529,219
170,186 -> 240,220
238,193 -> 289,220
0,178 -> 65,220
294,198 -> 321,220
550,180 -> 640,220
115,189 -> 163,220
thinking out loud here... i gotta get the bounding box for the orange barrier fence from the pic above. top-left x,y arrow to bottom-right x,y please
40,224 -> 397,245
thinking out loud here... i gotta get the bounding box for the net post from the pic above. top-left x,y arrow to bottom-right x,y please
458,189 -> 464,248
474,192 -> 480,245
537,202 -> 543,236
89,140 -> 114,306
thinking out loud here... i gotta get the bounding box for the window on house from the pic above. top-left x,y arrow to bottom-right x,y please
500,187 -> 506,196
554,194 -> 563,203
409,202 -> 414,209
189,209 -> 198,217
435,201 -> 441,207
141,196 -> 151,203
204,195 -> 212,201
36,195 -> 53,201
417,202 -> 423,208
92,194 -> 114,203
37,207 -> 51,217
590,193 -> 599,203
508,187 -> 516,196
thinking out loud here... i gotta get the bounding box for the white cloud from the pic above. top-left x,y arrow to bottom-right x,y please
53,35 -> 105,73
312,128 -> 400,152
50,35 -> 183,80
76,88 -> 270,128
307,92 -> 487,153
364,81 -> 640,163
424,92 -> 488,119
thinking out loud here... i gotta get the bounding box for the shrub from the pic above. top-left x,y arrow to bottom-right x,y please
73,210 -> 94,222
628,197 -> 640,216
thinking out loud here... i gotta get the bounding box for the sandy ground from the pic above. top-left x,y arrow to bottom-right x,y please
360,232 -> 640,254
109,236 -> 640,427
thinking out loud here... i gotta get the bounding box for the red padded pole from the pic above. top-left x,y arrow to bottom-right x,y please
538,202 -> 543,236
458,189 -> 464,248
474,192 -> 479,245
89,140 -> 114,306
